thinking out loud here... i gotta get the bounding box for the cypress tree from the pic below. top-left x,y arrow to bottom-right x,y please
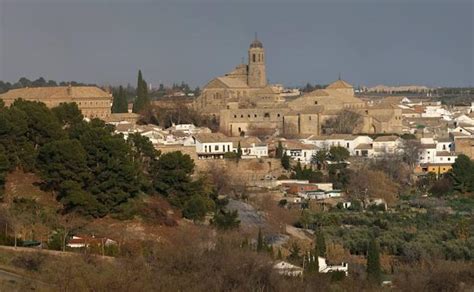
132,70 -> 150,113
257,228 -> 264,252
277,248 -> 283,260
281,152 -> 290,170
306,242 -> 320,273
367,237 -> 382,284
112,86 -> 128,113
276,141 -> 284,158
316,228 -> 326,257
237,141 -> 242,160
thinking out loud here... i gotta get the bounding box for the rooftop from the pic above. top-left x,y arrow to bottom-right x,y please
0,86 -> 111,100
326,79 -> 353,89
193,133 -> 230,143
373,135 -> 400,142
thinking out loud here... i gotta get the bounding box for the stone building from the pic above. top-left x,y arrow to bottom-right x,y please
455,137 -> 474,159
196,37 -> 402,137
0,85 -> 112,120
195,37 -> 283,117
219,78 -> 403,136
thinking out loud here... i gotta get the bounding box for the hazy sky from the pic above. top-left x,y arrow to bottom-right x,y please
0,0 -> 473,88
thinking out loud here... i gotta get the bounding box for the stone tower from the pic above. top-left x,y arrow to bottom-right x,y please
247,36 -> 267,88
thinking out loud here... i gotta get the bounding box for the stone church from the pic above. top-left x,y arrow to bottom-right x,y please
195,37 -> 283,116
196,37 -> 403,136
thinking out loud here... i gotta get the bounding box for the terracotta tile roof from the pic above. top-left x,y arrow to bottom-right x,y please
355,143 -> 372,150
326,79 -> 353,89
436,151 -> 456,157
282,140 -> 315,150
216,77 -> 249,88
374,135 -> 400,142
420,143 -> 437,149
0,86 -> 111,100
229,136 -> 264,148
193,133 -> 230,143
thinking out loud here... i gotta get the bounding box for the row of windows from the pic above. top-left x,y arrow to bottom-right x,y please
252,53 -> 264,63
419,156 -> 452,161
77,101 -> 109,106
233,112 -> 280,119
204,144 -> 231,152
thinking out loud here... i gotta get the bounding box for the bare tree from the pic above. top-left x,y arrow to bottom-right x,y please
347,168 -> 399,206
322,110 -> 362,134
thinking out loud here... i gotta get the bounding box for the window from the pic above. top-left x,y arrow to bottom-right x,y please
241,114 -> 244,118
215,145 -> 219,151
254,114 -> 257,118
234,115 -> 237,118
309,116 -> 311,120
448,158 -> 451,161
253,54 -> 256,62
277,114 -> 280,117
314,101 -> 318,105
346,143 -> 350,148
248,114 -> 251,118
264,113 -> 270,118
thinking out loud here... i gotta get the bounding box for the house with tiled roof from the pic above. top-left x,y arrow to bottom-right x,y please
300,134 -> 373,156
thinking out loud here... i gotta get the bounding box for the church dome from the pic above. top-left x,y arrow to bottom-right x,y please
250,38 -> 263,48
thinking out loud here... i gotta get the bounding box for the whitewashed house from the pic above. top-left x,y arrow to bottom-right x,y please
273,261 -> 303,277
282,140 -> 316,164
301,134 -> 373,156
318,257 -> 349,276
372,135 -> 404,156
230,137 -> 268,158
193,133 -> 233,159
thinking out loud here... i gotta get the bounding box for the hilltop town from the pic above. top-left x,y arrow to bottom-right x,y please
0,38 -> 472,291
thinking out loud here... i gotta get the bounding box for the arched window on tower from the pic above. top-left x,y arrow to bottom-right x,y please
253,54 -> 256,62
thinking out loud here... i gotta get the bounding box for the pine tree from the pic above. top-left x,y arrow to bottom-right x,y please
257,228 -> 264,252
367,237 -> 382,284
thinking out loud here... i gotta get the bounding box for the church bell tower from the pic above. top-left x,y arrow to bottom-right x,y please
247,35 -> 267,88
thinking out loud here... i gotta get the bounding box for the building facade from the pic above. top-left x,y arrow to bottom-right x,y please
0,85 -> 112,120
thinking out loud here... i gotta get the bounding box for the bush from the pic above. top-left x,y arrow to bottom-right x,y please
182,195 -> 215,222
223,152 -> 239,159
12,253 -> 46,271
278,199 -> 288,207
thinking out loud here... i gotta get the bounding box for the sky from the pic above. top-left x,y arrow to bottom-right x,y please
0,0 -> 473,88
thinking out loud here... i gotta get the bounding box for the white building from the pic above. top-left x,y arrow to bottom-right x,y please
193,133 -> 233,159
318,257 -> 349,276
273,261 -> 303,277
230,137 -> 268,158
301,134 -> 373,156
372,135 -> 404,156
193,133 -> 268,159
281,140 -> 317,164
